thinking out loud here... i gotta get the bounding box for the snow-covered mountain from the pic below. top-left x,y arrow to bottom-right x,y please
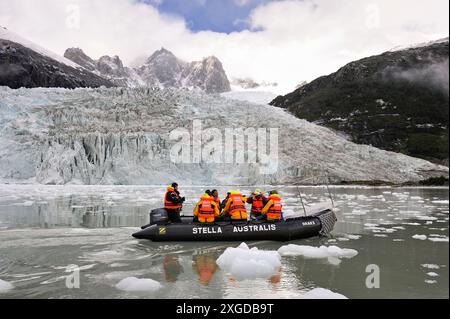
0,27 -> 231,93
135,48 -> 231,93
0,86 -> 447,185
0,27 -> 113,89
64,48 -> 144,87
64,47 -> 231,93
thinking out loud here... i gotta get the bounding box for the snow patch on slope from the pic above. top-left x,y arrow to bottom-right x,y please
0,27 -> 81,69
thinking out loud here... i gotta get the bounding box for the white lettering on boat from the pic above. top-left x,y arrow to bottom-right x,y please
302,221 -> 316,226
193,227 -> 223,235
233,224 -> 277,233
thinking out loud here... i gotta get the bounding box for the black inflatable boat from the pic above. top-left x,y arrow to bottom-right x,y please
132,208 -> 337,242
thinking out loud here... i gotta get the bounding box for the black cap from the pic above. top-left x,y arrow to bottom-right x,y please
171,182 -> 178,188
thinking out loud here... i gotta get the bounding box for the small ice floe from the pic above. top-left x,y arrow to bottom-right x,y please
345,234 -> 362,240
216,243 -> 281,280
402,222 -> 421,226
426,272 -> 439,277
364,223 -> 379,227
0,279 -> 14,292
425,280 -> 437,284
301,288 -> 347,299
12,201 -> 34,206
277,244 -> 358,264
392,226 -> 406,230
428,237 -> 449,243
432,200 -> 449,204
336,237 -> 350,241
352,209 -> 369,215
416,216 -> 438,221
116,277 -> 162,292
374,234 -> 388,238
421,264 -> 440,269
393,239 -> 405,242
410,196 -> 422,200
412,234 -> 427,240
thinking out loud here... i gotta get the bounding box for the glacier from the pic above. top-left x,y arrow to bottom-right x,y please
0,86 -> 447,185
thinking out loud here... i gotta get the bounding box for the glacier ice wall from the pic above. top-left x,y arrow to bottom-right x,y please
0,86 -> 447,185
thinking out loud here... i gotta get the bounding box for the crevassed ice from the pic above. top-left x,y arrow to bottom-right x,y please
0,87 -> 447,185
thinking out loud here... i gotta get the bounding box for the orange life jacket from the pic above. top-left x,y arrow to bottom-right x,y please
164,189 -> 182,210
198,196 -> 215,223
229,194 -> 247,220
267,195 -> 282,221
251,195 -> 264,214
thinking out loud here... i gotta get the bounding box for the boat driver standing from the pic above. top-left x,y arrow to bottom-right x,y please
164,182 -> 185,223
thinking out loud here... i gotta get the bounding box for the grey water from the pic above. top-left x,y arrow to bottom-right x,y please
0,185 -> 448,299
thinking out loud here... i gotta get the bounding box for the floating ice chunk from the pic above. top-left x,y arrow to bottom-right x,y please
416,216 -> 438,221
336,237 -> 350,241
116,277 -> 162,292
301,288 -> 347,299
402,222 -> 421,226
427,272 -> 439,277
345,234 -> 362,240
432,200 -> 449,204
421,264 -> 440,269
410,196 -> 422,200
392,226 -> 406,230
428,237 -> 449,242
374,234 -> 388,237
352,209 -> 368,215
0,279 -> 14,292
216,243 -> 281,280
425,280 -> 437,284
393,239 -> 404,242
364,223 -> 379,227
278,245 -> 358,260
412,235 -> 427,240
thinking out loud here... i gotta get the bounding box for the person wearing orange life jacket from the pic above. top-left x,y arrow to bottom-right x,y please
221,190 -> 248,221
246,188 -> 268,219
164,182 -> 185,223
193,192 -> 220,223
211,189 -> 221,212
261,190 -> 283,222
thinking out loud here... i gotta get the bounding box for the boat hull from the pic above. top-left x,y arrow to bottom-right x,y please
132,209 -> 336,242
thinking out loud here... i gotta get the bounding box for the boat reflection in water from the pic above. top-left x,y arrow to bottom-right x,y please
192,252 -> 218,285
163,254 -> 184,283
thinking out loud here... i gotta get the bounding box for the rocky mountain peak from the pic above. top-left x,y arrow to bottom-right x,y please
63,48 -> 96,71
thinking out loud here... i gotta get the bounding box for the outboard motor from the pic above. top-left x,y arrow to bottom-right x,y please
150,208 -> 169,225
141,208 -> 168,229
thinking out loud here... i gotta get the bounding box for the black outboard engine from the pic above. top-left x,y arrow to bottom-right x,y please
141,208 -> 168,229
150,208 -> 169,225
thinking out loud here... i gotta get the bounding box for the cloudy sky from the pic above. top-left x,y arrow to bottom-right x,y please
0,0 -> 448,93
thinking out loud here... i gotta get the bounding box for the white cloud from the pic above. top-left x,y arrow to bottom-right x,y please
0,0 -> 448,93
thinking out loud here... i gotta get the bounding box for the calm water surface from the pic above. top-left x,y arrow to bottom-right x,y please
0,185 -> 448,299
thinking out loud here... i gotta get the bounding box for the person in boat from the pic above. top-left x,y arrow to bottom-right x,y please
164,182 -> 185,223
220,190 -> 248,222
220,191 -> 231,211
211,189 -> 221,212
193,192 -> 220,223
246,188 -> 268,219
261,190 -> 283,222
